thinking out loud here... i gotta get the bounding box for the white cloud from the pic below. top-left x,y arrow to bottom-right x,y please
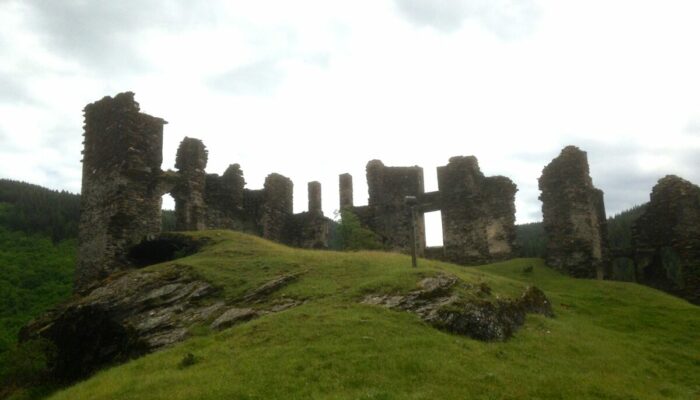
1,0 -> 699,238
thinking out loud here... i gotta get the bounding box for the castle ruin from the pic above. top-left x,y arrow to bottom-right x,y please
76,92 -> 330,292
632,175 -> 700,304
538,146 -> 610,278
340,156 -> 518,265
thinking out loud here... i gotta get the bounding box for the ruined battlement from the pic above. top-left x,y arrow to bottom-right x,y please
632,175 -> 700,304
538,146 -> 610,278
76,92 -> 331,292
340,156 -> 518,264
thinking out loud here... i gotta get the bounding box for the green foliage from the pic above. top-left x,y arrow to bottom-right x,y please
607,204 -> 647,250
161,209 -> 176,232
0,225 -> 75,355
0,180 -> 80,242
45,231 -> 700,400
0,339 -> 57,397
515,222 -> 546,257
331,209 -> 382,251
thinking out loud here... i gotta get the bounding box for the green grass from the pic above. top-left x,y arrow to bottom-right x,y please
48,231 -> 700,400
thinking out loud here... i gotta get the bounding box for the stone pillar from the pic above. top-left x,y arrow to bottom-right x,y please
222,163 -> 245,210
76,92 -> 167,292
363,159 -> 426,254
308,181 -> 322,215
172,137 -> 208,231
339,173 -> 354,209
538,146 -> 609,278
436,156 -> 517,264
261,173 -> 293,241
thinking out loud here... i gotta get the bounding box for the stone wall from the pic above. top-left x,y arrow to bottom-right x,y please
340,156 -> 517,264
632,175 -> 700,304
438,157 -> 517,264
538,146 -> 610,278
77,92 -> 332,291
76,92 -> 166,293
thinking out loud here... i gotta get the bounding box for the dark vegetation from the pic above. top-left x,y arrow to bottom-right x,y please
0,181 -> 79,399
0,180 -> 80,242
329,209 -> 382,250
515,205 -> 648,258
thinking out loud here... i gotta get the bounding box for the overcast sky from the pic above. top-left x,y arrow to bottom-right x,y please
1,0 -> 699,245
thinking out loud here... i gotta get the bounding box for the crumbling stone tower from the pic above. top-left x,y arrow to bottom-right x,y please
538,146 -> 610,278
632,175 -> 700,304
76,92 -> 166,292
172,137 -> 208,231
438,156 -> 517,264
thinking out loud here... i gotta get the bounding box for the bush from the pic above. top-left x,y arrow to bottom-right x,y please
332,210 -> 382,251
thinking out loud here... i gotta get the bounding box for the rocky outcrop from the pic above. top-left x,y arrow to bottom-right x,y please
538,146 -> 610,278
632,175 -> 700,304
21,264 -> 221,383
362,274 -> 553,341
20,260 -> 304,384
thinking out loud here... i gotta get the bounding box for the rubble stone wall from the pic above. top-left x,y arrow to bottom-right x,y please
340,156 -> 517,264
77,92 -> 332,291
77,92 -> 166,292
632,175 -> 700,304
538,146 -> 610,278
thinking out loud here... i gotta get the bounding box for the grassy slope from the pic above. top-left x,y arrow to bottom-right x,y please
49,231 -> 700,400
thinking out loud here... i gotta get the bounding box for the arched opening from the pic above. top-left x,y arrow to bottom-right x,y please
161,193 -> 176,232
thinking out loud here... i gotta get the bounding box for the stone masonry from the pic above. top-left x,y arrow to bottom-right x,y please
76,92 -> 331,292
438,157 -> 518,264
77,92 -> 167,292
538,146 -> 610,279
340,156 -> 517,264
632,175 -> 700,304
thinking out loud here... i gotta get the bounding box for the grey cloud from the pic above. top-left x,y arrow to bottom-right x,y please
209,60 -> 285,96
23,1 -> 221,75
0,73 -> 33,104
394,0 -> 539,38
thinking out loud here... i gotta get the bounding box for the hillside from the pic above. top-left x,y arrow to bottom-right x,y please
42,231 -> 700,400
0,180 -> 79,356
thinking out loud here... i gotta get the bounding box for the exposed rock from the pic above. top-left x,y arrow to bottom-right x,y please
538,146 -> 610,278
362,274 -> 553,341
632,175 -> 700,304
242,273 -> 300,303
20,264 -> 221,383
210,308 -> 259,330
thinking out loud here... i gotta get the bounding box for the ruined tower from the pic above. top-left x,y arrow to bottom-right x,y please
260,173 -> 294,241
538,146 -> 610,278
172,137 -> 208,231
437,156 -> 517,264
632,175 -> 700,304
76,92 -> 166,292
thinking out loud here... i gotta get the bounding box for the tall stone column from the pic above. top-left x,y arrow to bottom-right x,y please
308,181 -> 322,215
172,137 -> 208,231
538,146 -> 610,278
261,173 -> 293,241
76,92 -> 167,292
339,173 -> 354,209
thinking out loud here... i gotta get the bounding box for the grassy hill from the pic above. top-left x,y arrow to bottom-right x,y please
44,231 -> 700,400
